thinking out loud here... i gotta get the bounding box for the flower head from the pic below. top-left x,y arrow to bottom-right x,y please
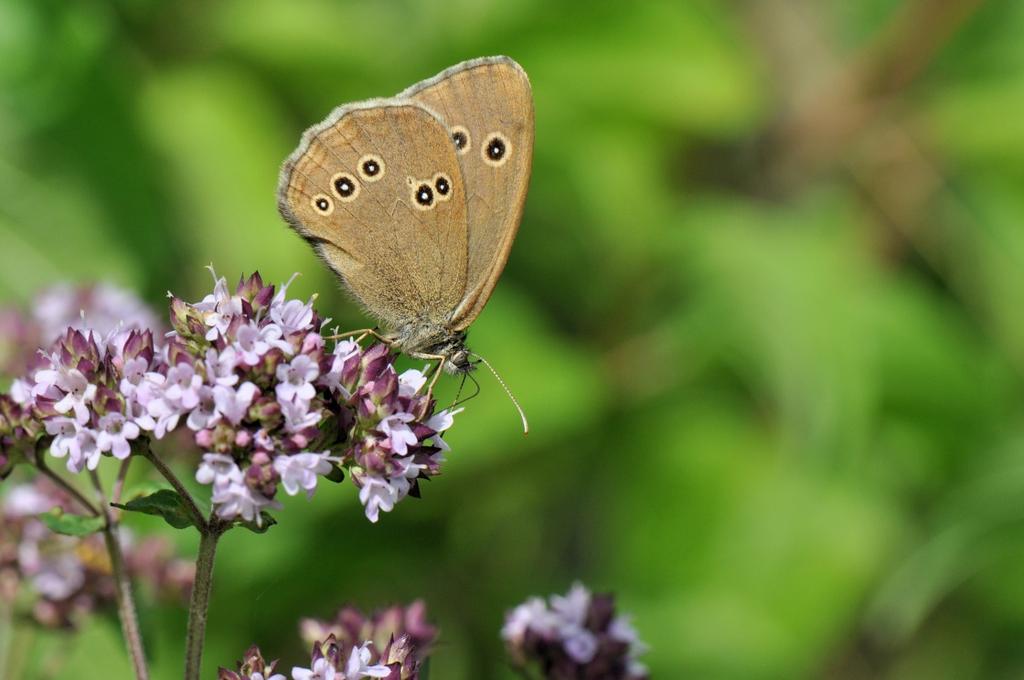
227,602 -> 436,680
170,271 -> 459,523
219,645 -> 286,680
502,583 -> 649,680
0,270 -> 463,526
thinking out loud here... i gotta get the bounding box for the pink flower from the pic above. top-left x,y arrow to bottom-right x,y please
96,412 -> 140,459
213,382 -> 258,425
187,385 -> 220,430
196,453 -> 243,489
397,369 -> 427,397
275,355 -> 319,404
280,395 -> 321,433
162,362 -> 203,410
195,270 -> 244,340
342,643 -> 390,679
378,413 -> 417,455
270,298 -> 314,335
320,339 -> 360,397
45,417 -> 79,460
273,452 -> 333,498
211,482 -> 278,524
52,369 -> 97,425
206,346 -> 241,386
424,408 -> 461,452
552,582 -> 591,627
563,630 -> 598,664
502,597 -> 558,642
145,392 -> 183,438
356,474 -> 409,524
66,428 -> 101,473
119,356 -> 150,397
291,657 -> 336,680
235,322 -> 288,366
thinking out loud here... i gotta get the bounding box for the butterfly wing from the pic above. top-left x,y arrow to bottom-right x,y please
277,100 -> 468,331
399,56 -> 534,330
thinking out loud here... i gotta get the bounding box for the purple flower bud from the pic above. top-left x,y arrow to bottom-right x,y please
218,644 -> 285,680
165,337 -> 195,367
251,286 -> 275,314
121,329 -> 155,364
244,451 -> 279,498
169,297 -> 208,341
295,602 -> 437,680
209,423 -> 238,453
195,428 -> 214,449
235,272 -> 265,301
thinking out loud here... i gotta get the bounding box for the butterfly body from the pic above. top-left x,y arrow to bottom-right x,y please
278,57 -> 533,374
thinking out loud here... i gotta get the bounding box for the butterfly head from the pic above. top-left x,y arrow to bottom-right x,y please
396,324 -> 474,374
432,331 -> 474,374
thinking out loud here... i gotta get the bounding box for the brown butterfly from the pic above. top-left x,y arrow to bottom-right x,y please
277,56 -> 533,383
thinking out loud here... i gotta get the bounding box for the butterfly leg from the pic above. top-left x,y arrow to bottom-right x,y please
409,351 -> 448,401
323,328 -> 393,346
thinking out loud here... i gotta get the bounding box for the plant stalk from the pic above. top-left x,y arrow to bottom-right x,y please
184,522 -> 223,680
90,471 -> 149,680
33,447 -> 99,517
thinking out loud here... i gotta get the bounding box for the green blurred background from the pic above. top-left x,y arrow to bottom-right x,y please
3,0 -> 1024,677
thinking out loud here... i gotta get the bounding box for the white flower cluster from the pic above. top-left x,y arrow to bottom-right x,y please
503,582 -> 649,678
6,269 -> 461,526
291,642 -> 391,680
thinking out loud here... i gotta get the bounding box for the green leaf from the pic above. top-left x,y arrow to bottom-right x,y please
236,511 -> 277,534
119,480 -> 166,501
38,508 -> 105,537
113,488 -> 197,530
420,658 -> 431,680
324,463 -> 345,484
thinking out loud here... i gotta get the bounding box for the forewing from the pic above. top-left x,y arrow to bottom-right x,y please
277,100 -> 468,329
400,56 -> 534,329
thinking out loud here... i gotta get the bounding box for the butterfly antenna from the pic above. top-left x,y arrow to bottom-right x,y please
451,370 -> 481,410
450,372 -> 468,409
471,353 -> 529,435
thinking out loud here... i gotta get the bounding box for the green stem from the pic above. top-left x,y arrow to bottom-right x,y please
184,523 -> 223,680
2,625 -> 32,680
90,471 -> 150,680
509,664 -> 541,680
112,457 -> 132,506
137,444 -> 224,680
33,447 -> 98,517
0,598 -> 12,680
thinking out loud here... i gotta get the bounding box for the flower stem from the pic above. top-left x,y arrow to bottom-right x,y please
2,624 -> 33,680
112,457 -> 132,506
138,444 -> 224,680
509,665 -> 541,680
0,598 -> 12,680
89,471 -> 149,680
139,445 -> 207,530
184,522 -> 223,680
33,446 -> 99,517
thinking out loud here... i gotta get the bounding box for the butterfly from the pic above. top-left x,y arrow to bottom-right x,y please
277,56 -> 533,383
